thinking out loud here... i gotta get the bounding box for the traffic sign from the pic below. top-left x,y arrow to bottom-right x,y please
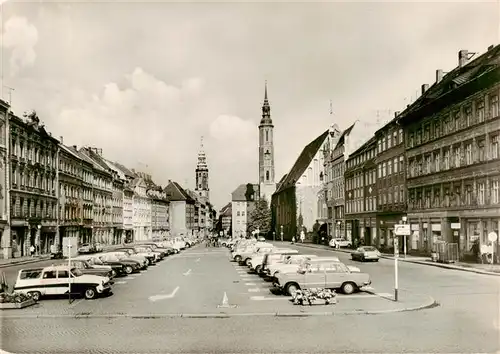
394,224 -> 411,236
488,232 -> 498,243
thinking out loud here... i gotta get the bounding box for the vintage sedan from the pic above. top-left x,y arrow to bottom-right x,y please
231,243 -> 273,263
351,246 -> 381,262
329,238 -> 352,248
59,259 -> 114,280
250,249 -> 299,274
113,248 -> 152,267
75,255 -> 126,277
98,253 -> 143,273
274,260 -> 371,296
266,254 -> 319,278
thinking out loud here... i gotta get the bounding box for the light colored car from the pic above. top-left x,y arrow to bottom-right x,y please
238,246 -> 275,266
271,256 -> 339,279
78,243 -> 92,254
103,251 -> 148,269
250,249 -> 299,273
329,238 -> 352,248
351,246 -> 381,262
274,260 -> 371,296
231,242 -> 272,263
267,254 -> 319,278
14,265 -> 111,301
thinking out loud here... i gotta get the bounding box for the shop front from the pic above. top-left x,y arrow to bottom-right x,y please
10,220 -> 29,258
40,225 -> 57,255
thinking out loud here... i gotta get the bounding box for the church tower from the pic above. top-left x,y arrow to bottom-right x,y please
259,81 -> 276,202
195,136 -> 209,200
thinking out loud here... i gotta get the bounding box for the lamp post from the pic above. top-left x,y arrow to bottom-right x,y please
37,224 -> 42,256
280,225 -> 283,242
402,216 -> 408,258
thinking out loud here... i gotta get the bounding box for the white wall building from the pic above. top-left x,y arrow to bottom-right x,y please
132,178 -> 151,241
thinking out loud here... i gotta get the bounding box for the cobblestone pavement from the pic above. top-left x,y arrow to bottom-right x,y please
2,244 -> 498,353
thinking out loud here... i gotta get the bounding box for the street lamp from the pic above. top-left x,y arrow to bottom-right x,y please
37,225 -> 41,255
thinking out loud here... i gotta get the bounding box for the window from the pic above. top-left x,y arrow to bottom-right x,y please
477,100 -> 485,122
465,143 -> 472,165
43,271 -> 57,279
490,94 -> 499,118
399,185 -> 404,203
478,182 -> 485,205
492,180 -> 499,204
236,211 -> 240,216
408,133 -> 414,147
388,160 -> 393,175
378,164 -> 382,178
399,129 -> 403,144
377,140 -> 382,154
424,125 -> 430,141
382,162 -> 386,177
425,155 -> 432,174
416,129 -> 422,145
394,187 -> 399,203
434,120 -> 442,138
491,135 -> 499,159
434,152 -> 441,172
265,130 -> 269,142
454,146 -> 461,167
454,111 -> 461,130
477,139 -> 486,162
58,271 -> 69,278
465,105 -> 473,126
444,149 -> 450,169
399,156 -> 404,171
388,133 -> 392,149
393,157 -> 398,173
266,170 -> 269,181
393,131 -> 398,145
383,136 -> 387,151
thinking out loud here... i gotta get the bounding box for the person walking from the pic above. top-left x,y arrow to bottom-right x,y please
29,245 -> 35,257
300,230 -> 305,244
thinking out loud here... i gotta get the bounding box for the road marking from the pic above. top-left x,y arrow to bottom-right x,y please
250,296 -> 290,301
148,286 -> 180,302
195,258 -> 200,262
245,283 -> 257,286
248,288 -> 266,293
114,281 -> 127,285
183,269 -> 192,276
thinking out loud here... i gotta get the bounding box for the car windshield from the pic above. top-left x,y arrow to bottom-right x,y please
71,268 -> 83,277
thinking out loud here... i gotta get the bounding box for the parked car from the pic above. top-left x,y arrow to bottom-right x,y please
274,260 -> 371,296
114,248 -> 154,266
231,242 -> 273,263
78,243 -> 93,254
14,265 -> 112,300
238,246 -> 274,266
329,238 -> 352,248
250,248 -> 299,274
99,252 -> 144,272
74,255 -> 126,277
351,246 -> 381,262
60,259 -> 114,280
136,242 -> 173,256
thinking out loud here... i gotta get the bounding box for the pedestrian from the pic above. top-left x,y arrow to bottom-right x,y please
300,230 -> 305,243
29,245 -> 35,257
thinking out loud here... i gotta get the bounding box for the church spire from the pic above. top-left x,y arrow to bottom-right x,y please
260,80 -> 272,125
197,136 -> 207,169
195,135 -> 209,200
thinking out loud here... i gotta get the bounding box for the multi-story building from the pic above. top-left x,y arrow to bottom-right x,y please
164,180 -> 195,236
374,114 -> 406,251
219,202 -> 232,235
108,161 -> 136,242
398,46 -> 500,257
5,109 -> 59,258
259,83 -> 277,203
79,147 -> 113,245
271,129 -> 336,241
147,185 -> 169,240
58,141 -> 91,245
0,101 -> 9,258
130,172 -> 152,241
232,183 -> 259,238
344,137 -> 378,247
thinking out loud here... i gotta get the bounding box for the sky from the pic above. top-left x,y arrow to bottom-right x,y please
0,0 -> 498,211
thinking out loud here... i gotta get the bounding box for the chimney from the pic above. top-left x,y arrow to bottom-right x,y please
436,69 -> 444,84
59,136 -> 63,144
394,111 -> 400,118
421,84 -> 430,95
168,179 -> 172,184
73,145 -> 77,150
488,44 -> 495,51
458,49 -> 469,67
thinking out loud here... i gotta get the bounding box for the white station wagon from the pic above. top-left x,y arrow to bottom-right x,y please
14,265 -> 112,301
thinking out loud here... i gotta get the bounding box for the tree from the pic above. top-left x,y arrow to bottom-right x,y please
247,198 -> 272,236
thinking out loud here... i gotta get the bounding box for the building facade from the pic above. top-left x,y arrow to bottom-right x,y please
219,202 -> 232,235
147,186 -> 169,240
0,101 -> 10,258
231,183 -> 259,238
259,83 -> 277,203
108,161 -> 136,242
344,137 -> 378,247
271,130 -> 332,241
6,110 -> 59,258
399,46 -> 500,258
131,177 -> 152,241
164,181 -> 195,236
374,114 -> 406,251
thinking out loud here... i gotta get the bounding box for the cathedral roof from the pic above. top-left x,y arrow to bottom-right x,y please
164,181 -> 195,203
231,183 -> 259,202
274,130 -> 329,194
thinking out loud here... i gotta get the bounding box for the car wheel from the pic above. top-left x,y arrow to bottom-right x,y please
125,265 -> 133,274
285,283 -> 299,296
255,265 -> 262,274
84,287 -> 97,300
245,258 -> 251,266
234,255 -> 242,263
28,291 -> 41,301
341,282 -> 357,295
361,256 -> 365,262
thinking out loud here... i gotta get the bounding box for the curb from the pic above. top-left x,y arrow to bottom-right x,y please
0,256 -> 51,269
0,297 -> 439,319
286,242 -> 500,277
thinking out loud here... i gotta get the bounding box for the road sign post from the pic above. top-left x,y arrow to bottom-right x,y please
393,223 -> 409,302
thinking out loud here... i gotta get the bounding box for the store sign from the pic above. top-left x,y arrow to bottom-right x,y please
394,224 -> 411,236
411,224 -> 419,231
451,223 -> 461,230
431,224 -> 441,232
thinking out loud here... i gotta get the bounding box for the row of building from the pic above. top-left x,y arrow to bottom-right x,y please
0,102 -> 216,259
270,45 -> 500,260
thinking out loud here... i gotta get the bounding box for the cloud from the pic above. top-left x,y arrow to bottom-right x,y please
1,16 -> 38,76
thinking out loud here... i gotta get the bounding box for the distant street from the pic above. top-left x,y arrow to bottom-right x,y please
2,244 -> 499,353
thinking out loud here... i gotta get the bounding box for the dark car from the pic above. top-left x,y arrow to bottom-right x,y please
135,243 -> 171,257
60,259 -> 114,282
96,254 -> 142,275
116,247 -> 156,266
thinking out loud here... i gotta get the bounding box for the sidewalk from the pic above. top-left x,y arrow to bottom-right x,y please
272,241 -> 500,277
0,254 -> 51,269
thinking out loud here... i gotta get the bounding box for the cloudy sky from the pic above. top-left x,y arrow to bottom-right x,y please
0,0 -> 498,210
